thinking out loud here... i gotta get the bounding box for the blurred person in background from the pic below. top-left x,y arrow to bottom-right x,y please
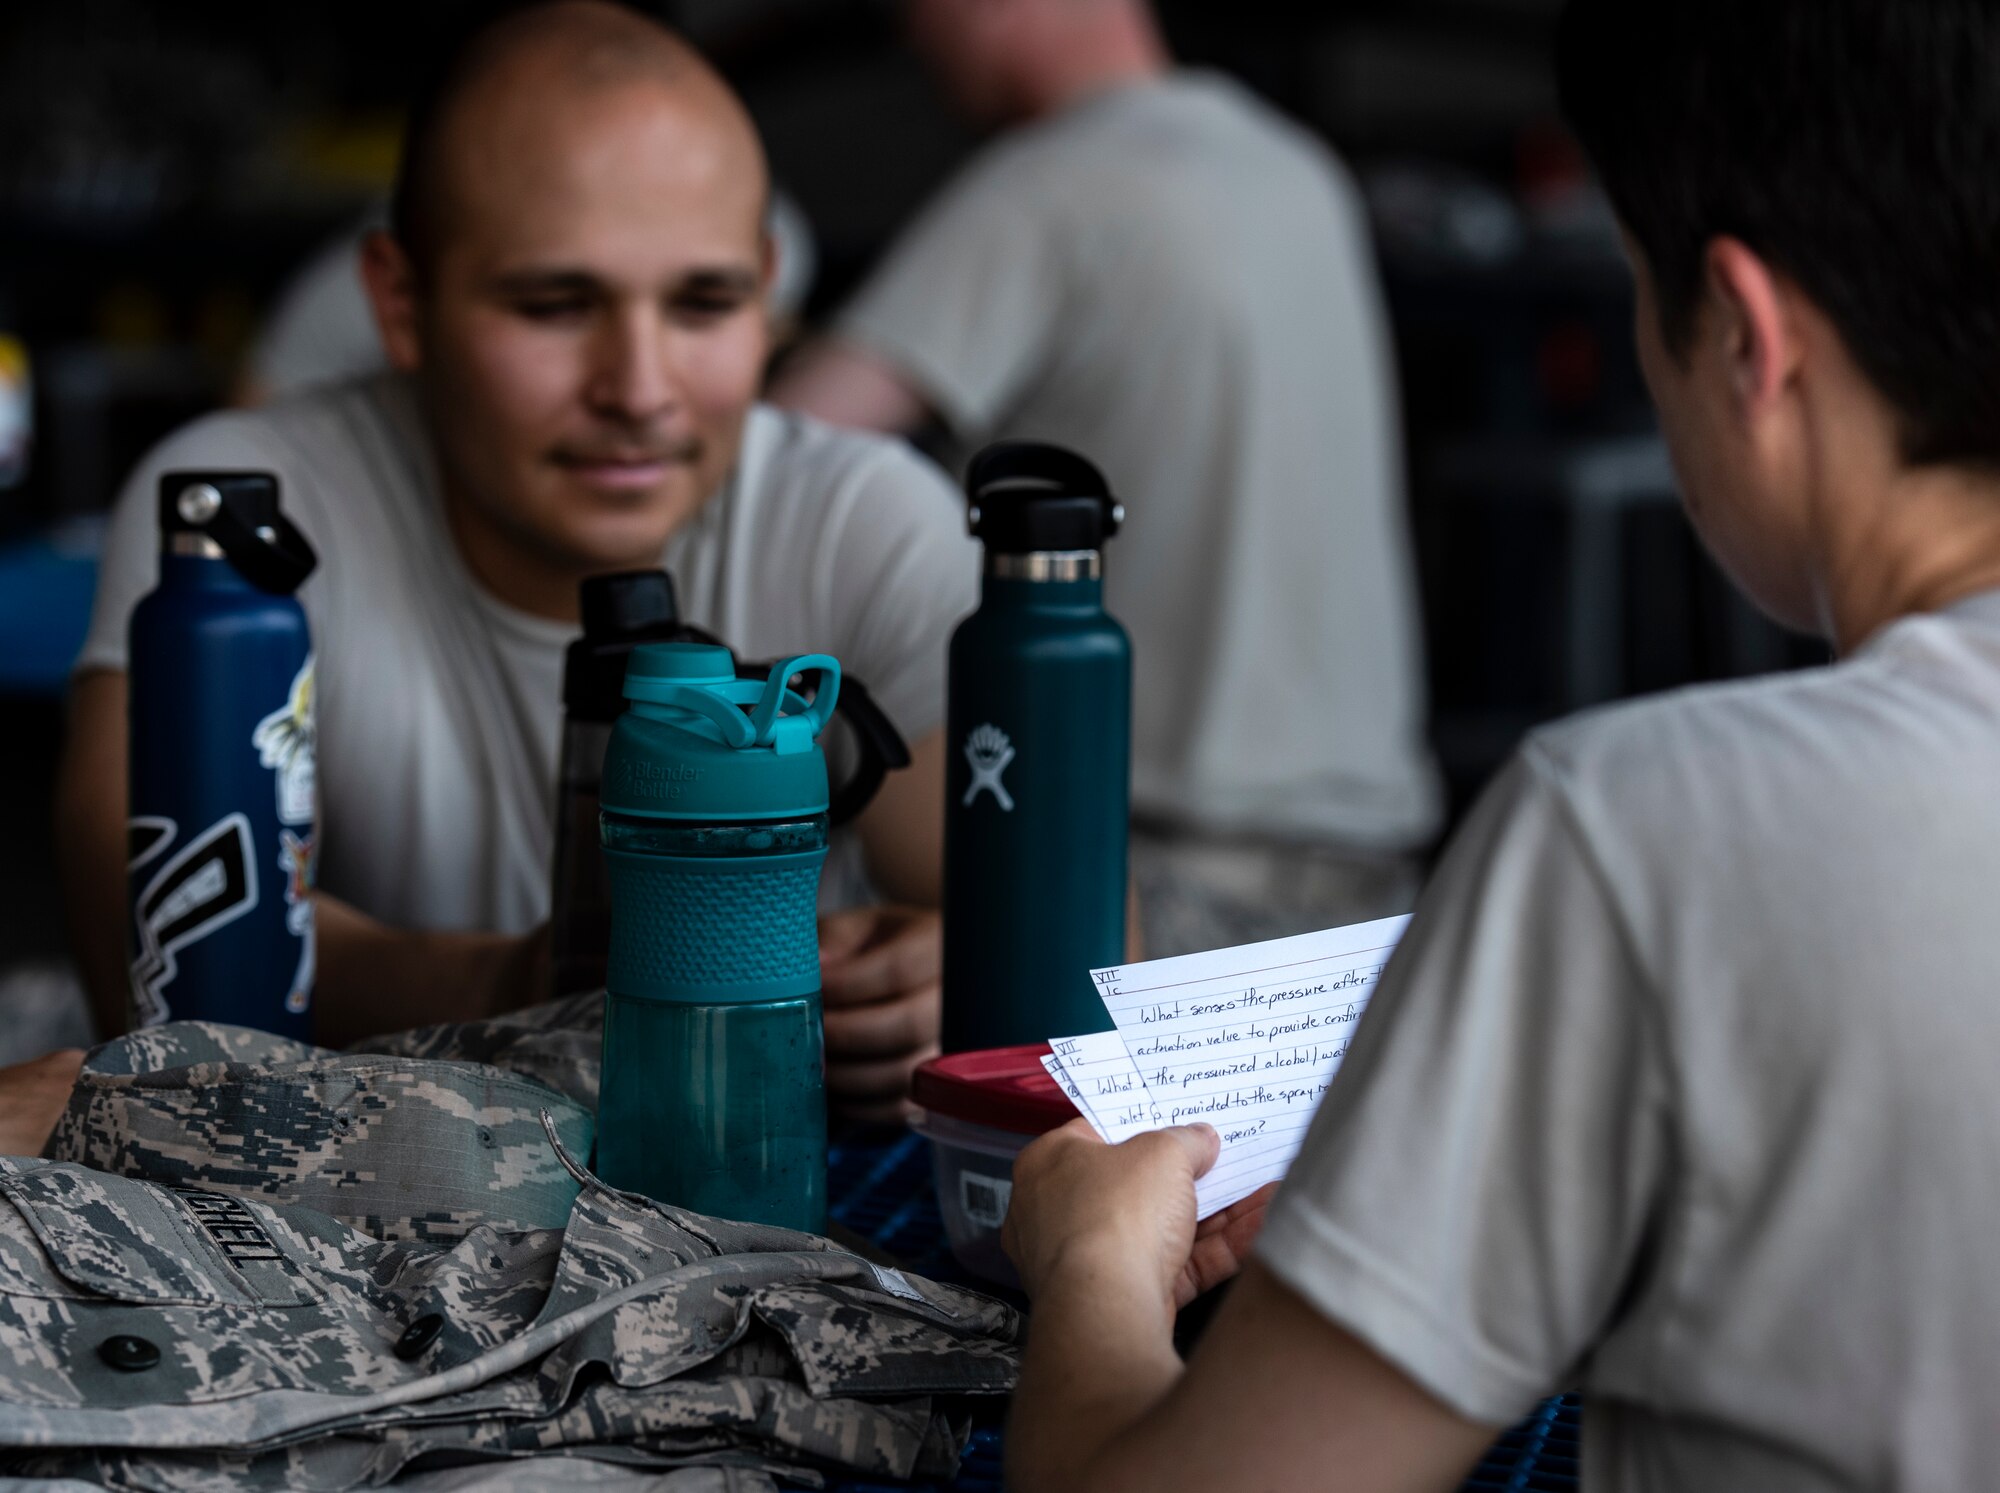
57,0 -> 972,1118
773,0 -> 1441,957
996,0 -> 2000,1488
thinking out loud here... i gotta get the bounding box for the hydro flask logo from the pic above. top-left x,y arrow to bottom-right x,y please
962,724 -> 1016,812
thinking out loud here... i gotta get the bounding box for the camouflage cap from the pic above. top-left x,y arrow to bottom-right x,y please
47,1020 -> 594,1242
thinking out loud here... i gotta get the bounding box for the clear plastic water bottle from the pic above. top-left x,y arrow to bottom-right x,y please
595,642 -> 841,1231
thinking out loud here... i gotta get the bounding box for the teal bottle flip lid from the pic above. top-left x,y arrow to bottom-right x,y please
602,642 -> 841,820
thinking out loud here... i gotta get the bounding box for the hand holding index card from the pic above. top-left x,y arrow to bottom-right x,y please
1042,914 -> 1411,1217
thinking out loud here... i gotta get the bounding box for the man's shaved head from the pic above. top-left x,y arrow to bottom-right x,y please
361,0 -> 779,616
391,1 -> 767,271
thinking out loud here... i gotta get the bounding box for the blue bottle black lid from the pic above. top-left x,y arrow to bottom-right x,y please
157,471 -> 317,595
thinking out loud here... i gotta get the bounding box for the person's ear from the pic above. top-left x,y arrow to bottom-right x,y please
760,227 -> 779,298
1702,236 -> 1801,424
360,229 -> 424,373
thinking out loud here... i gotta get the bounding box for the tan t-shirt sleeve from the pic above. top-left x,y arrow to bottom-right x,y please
1254,745 -> 1673,1426
835,150 -> 1067,437
818,438 -> 977,745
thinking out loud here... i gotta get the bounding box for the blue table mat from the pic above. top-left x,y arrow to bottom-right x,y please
812,1129 -> 1581,1492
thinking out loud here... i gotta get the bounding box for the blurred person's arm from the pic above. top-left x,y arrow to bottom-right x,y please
58,671 -> 135,1040
311,900 -> 549,1049
771,139 -> 1070,447
818,726 -> 947,1120
768,338 -> 934,435
854,727 -> 946,906
0,1049 -> 86,1156
803,423 -> 976,1118
60,669 -> 547,1048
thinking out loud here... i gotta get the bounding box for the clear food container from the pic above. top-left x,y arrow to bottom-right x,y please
910,1044 -> 1080,1287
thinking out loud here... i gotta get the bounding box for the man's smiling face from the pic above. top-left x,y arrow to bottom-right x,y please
409,63 -> 772,574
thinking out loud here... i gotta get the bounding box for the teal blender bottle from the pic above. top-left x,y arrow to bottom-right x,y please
596,643 -> 840,1232
942,442 -> 1132,1051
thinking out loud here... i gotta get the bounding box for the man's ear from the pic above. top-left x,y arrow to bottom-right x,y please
760,227 -> 779,298
1702,236 -> 1800,422
359,229 -> 424,373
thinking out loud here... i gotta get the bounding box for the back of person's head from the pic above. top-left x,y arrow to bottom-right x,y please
1558,0 -> 2000,470
907,0 -> 1165,125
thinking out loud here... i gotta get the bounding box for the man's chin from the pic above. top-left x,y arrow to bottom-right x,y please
543,477 -> 705,569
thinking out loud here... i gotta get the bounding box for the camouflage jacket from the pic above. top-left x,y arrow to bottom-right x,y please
0,1000 -> 1021,1492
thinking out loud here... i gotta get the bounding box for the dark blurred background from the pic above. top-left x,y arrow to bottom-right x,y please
0,0 -> 1820,1010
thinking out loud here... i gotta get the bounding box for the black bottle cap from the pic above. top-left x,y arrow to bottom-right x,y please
563,570 -> 686,719
965,441 -> 1123,554
580,569 -> 677,641
159,472 -> 277,536
157,471 -> 317,595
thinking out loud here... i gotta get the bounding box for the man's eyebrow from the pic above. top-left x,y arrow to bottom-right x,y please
676,267 -> 761,297
485,265 -> 761,298
489,268 -> 604,297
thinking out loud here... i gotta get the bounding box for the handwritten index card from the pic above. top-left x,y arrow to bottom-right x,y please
1045,1030 -> 1158,1137
1050,915 -> 1410,1217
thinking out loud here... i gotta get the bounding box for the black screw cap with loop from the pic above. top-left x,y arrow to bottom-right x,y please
965,441 -> 1124,554
159,471 -> 318,596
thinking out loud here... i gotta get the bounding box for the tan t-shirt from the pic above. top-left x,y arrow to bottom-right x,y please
81,376 -> 976,934
839,71 -> 1440,851
1257,590 -> 2000,1489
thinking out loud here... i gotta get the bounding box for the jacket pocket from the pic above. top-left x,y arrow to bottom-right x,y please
0,1165 -> 315,1308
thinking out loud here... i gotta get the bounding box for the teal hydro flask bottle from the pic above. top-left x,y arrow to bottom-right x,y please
596,642 -> 840,1232
942,442 -> 1131,1052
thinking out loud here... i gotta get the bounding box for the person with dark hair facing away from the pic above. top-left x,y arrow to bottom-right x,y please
57,2 -> 971,1116
994,2 -> 2000,1488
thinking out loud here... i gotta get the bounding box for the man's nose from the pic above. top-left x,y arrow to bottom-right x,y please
586,308 -> 678,421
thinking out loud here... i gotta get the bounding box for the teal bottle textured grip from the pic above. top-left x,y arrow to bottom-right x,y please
603,847 -> 826,1003
596,643 -> 839,1230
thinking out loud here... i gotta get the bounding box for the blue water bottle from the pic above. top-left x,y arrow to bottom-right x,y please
127,471 -> 318,1037
596,643 -> 841,1232
942,442 -> 1131,1051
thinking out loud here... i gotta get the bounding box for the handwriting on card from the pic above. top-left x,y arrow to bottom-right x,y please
1047,915 -> 1411,1218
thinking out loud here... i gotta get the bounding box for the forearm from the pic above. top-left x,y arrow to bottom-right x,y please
855,729 -> 946,906
1008,1242 -> 1185,1493
60,836 -> 131,1043
766,338 -> 932,434
312,894 -> 537,1049
57,671 -> 132,1041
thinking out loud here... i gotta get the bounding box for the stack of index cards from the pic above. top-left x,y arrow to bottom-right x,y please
1040,914 -> 1410,1218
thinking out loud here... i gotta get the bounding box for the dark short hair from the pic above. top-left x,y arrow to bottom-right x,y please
1557,0 -> 2000,468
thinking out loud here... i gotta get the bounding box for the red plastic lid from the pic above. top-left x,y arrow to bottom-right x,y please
912,1044 -> 1081,1136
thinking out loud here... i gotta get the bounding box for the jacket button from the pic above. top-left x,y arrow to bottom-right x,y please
99,1334 -> 161,1372
394,1313 -> 445,1361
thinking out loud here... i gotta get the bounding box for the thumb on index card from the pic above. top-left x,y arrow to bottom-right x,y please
1163,1122 -> 1222,1180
